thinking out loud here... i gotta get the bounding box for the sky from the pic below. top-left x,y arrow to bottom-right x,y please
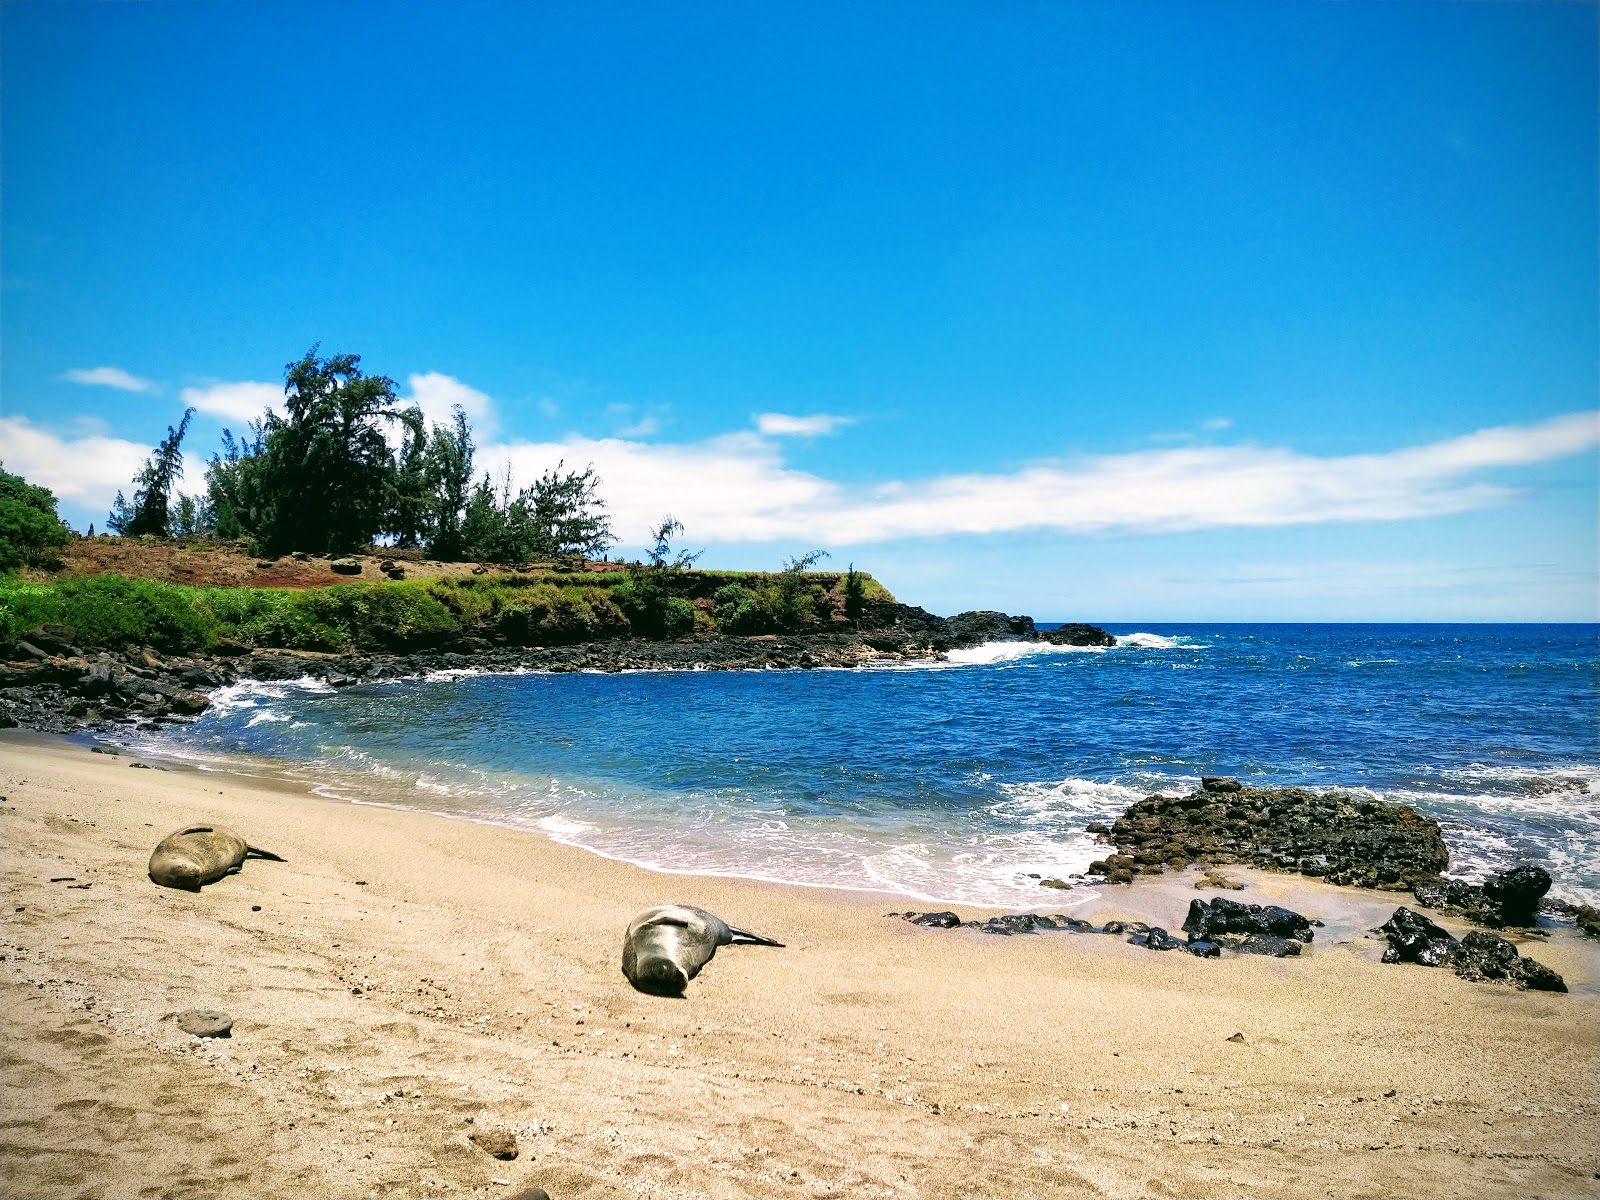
2,1 -> 1595,621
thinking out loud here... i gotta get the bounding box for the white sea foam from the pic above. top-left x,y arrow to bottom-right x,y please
1116,632 -> 1197,649
944,640 -> 1106,665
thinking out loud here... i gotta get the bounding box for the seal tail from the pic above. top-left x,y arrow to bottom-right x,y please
726,925 -> 784,948
244,845 -> 286,863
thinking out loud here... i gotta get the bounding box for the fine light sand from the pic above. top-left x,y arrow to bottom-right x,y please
3,734 -> 1598,1200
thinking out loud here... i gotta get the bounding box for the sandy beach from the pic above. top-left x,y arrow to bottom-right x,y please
2,733 -> 1597,1200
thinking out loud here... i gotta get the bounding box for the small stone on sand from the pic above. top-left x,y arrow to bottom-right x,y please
175,1009 -> 233,1038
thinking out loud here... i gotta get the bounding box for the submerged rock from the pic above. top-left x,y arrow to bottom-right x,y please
1090,783 -> 1448,890
1181,897 -> 1314,944
1377,907 -> 1458,966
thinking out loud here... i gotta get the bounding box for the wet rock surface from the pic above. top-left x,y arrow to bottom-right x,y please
1089,777 -> 1449,890
1233,935 -> 1304,958
1412,864 -> 1552,928
1539,897 -> 1600,939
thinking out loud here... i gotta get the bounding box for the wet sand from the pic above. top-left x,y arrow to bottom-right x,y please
3,733 -> 1597,1199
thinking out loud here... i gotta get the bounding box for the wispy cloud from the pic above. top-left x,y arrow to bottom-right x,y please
63,366 -> 155,393
1201,417 -> 1233,431
179,381 -> 281,424
482,410 -> 1598,547
755,412 -> 854,437
0,416 -> 150,506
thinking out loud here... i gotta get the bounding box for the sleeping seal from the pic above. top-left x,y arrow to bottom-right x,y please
148,823 -> 285,891
622,904 -> 783,995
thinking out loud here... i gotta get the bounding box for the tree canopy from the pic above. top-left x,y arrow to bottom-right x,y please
108,346 -> 615,564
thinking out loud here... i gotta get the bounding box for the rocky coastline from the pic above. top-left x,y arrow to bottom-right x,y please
0,605 -> 1115,735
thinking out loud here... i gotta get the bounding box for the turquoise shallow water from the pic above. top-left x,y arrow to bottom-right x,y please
126,624 -> 1600,909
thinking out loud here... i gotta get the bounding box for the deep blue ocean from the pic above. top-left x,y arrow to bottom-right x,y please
128,625 -> 1600,909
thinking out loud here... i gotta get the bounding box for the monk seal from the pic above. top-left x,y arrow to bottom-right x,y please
148,823 -> 285,891
622,904 -> 783,995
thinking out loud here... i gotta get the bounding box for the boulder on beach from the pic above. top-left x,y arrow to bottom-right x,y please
1182,897 -> 1314,944
1377,906 -> 1457,966
1444,930 -> 1566,993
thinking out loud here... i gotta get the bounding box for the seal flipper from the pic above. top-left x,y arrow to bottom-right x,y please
725,925 -> 784,948
243,845 -> 286,862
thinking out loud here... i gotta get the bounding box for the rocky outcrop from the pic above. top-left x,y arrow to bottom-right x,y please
1036,623 -> 1118,648
943,611 -> 1035,646
1412,865 -> 1551,928
1088,777 -> 1449,889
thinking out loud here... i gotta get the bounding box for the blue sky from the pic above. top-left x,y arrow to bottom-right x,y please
2,1 -> 1595,620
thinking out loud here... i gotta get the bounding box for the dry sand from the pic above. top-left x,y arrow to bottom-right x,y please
2,733 -> 1597,1199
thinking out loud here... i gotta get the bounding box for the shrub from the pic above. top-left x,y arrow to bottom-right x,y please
48,575 -> 213,651
0,466 -> 72,572
712,583 -> 767,635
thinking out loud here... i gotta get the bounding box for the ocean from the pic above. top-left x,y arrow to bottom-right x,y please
123,624 -> 1600,909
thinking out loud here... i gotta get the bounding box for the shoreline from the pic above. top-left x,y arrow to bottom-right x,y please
4,733 -> 1598,1199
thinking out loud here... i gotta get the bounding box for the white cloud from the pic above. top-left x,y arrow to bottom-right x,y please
480,410 -> 1598,548
63,366 -> 155,393
404,372 -> 496,437
1201,417 -> 1233,431
0,415 -> 150,504
179,380 -> 281,425
756,412 -> 855,437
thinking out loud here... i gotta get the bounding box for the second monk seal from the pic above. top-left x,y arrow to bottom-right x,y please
622,904 -> 783,995
148,823 -> 286,891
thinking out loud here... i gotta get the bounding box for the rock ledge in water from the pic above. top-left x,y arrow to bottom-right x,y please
1089,782 -> 1448,889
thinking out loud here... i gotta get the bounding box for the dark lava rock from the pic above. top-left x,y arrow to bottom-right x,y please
1187,940 -> 1222,958
1234,935 -> 1303,957
1201,776 -> 1243,793
1182,897 -> 1315,944
330,558 -> 363,575
1445,930 -> 1566,992
1413,864 -> 1552,928
1036,623 -> 1118,648
1482,865 -> 1552,926
175,1009 -> 233,1037
1128,926 -> 1185,951
1093,783 -> 1448,890
944,610 -> 1036,646
902,911 -> 962,929
1377,907 -> 1458,966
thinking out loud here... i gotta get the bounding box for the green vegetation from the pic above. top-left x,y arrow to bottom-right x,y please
0,465 -> 72,572
0,568 -> 893,654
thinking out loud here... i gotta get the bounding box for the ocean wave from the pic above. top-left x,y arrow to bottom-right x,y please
944,640 -> 1108,666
